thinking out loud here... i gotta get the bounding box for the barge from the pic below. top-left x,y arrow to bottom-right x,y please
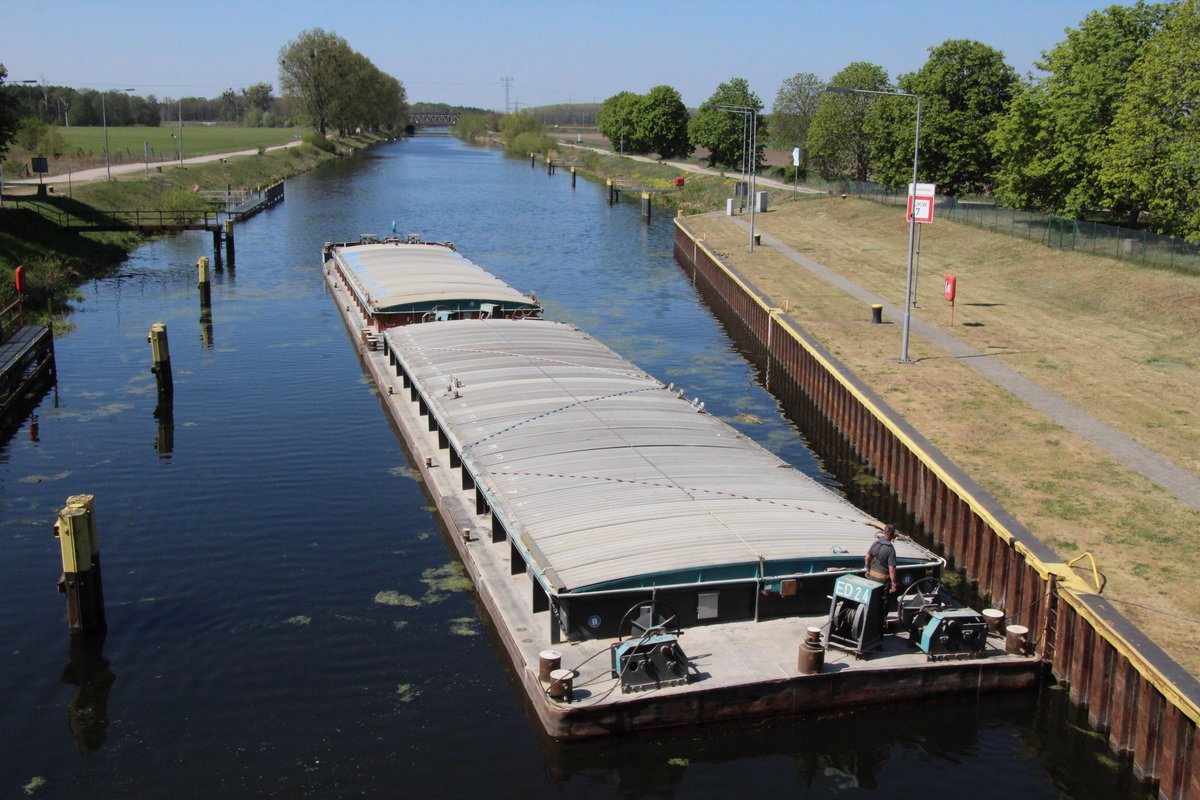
322,235 -> 542,329
323,236 -> 1041,738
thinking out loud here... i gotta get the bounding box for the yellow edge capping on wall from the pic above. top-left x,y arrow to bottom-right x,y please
680,219 -> 1200,726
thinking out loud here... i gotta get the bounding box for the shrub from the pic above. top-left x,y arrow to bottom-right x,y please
510,131 -> 555,157
301,131 -> 336,153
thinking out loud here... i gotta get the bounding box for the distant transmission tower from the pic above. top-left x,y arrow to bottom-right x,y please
500,77 -> 514,114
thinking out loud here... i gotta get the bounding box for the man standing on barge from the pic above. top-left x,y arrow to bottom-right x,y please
865,524 -> 899,592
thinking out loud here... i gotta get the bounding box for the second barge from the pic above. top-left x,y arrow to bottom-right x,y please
323,236 -> 1041,738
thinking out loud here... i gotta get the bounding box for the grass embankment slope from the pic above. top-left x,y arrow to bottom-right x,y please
10,125 -> 304,177
0,130 -> 369,316
553,145 -> 755,215
686,197 -> 1200,676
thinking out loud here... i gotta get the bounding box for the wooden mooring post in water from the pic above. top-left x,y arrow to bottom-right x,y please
641,191 -> 651,221
224,219 -> 235,266
148,322 -> 172,395
54,495 -> 106,634
197,256 -> 212,311
210,221 -> 236,270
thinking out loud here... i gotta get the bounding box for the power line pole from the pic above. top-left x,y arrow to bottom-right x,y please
500,77 -> 513,114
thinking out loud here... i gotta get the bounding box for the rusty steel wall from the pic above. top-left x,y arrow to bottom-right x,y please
674,219 -> 1200,800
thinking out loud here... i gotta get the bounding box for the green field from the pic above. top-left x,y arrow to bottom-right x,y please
56,125 -> 305,162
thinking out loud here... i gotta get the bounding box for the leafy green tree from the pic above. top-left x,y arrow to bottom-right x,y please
279,29 -> 406,136
806,62 -> 890,181
329,50 -> 373,135
597,91 -> 645,153
68,91 -> 97,127
989,2 -> 1168,215
452,112 -> 488,142
130,94 -> 160,127
372,73 -> 408,134
869,40 -> 1016,195
1100,0 -> 1200,239
243,83 -> 274,113
97,90 -> 133,126
279,28 -> 353,136
11,117 -> 65,157
219,89 -> 240,122
500,110 -> 547,151
14,117 -> 45,151
0,65 -> 19,159
688,77 -> 764,169
636,85 -> 692,160
770,72 -> 822,170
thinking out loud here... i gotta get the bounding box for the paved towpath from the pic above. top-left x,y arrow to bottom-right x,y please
6,140 -> 302,186
732,217 -> 1200,513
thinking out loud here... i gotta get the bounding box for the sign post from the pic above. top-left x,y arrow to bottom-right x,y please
906,182 -> 935,223
31,156 -> 49,196
792,147 -> 800,196
906,183 -> 936,305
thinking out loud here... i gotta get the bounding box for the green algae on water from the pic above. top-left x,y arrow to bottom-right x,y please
374,591 -> 420,607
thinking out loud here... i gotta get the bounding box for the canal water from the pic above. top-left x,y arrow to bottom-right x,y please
0,136 -> 1151,799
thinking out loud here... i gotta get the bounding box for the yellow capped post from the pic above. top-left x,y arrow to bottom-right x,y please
148,322 -> 173,395
55,495 -> 106,634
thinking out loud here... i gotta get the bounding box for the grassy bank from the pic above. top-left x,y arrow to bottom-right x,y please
552,145 -> 766,215
5,125 -> 307,179
0,133 -> 378,318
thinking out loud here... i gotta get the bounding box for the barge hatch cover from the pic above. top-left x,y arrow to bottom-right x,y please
386,318 -> 941,598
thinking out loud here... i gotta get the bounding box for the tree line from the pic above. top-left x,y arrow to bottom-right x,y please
1,80 -> 286,128
591,0 -> 1199,241
277,28 -> 407,138
0,27 -> 407,162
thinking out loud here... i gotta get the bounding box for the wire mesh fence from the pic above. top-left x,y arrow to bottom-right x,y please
798,178 -> 1200,275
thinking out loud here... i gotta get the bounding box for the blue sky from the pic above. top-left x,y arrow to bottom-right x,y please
5,0 -> 1106,110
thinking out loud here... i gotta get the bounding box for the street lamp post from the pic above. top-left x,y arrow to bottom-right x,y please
101,88 -> 136,182
824,85 -> 922,363
720,105 -> 759,252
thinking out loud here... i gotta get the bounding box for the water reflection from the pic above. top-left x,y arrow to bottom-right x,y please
153,393 -> 173,456
531,691 -> 1152,799
62,632 -> 115,754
